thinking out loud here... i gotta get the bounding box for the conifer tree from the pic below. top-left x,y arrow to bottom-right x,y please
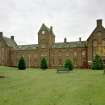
18,56 -> 26,70
92,55 -> 103,70
40,58 -> 48,70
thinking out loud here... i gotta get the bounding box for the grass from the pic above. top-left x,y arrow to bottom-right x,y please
0,66 -> 105,105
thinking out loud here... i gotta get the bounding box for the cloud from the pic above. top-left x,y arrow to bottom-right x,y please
0,0 -> 105,44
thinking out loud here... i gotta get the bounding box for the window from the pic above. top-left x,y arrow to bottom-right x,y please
58,59 -> 62,65
74,52 -> 77,57
66,53 -> 69,56
73,57 -> 77,66
41,44 -> 46,48
102,39 -> 105,46
42,31 -> 45,34
93,40 -> 97,47
58,50 -> 62,56
41,54 -> 47,57
82,50 -> 86,56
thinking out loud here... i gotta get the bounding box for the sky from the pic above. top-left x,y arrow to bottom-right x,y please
0,0 -> 105,45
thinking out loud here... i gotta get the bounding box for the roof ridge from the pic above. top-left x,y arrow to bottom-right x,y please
18,44 -> 37,46
55,41 -> 86,44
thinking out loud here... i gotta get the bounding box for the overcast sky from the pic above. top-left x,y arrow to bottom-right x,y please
0,0 -> 105,45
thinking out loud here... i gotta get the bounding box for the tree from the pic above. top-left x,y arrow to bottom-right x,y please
40,58 -> 48,70
17,56 -> 26,70
92,55 -> 104,70
64,59 -> 74,71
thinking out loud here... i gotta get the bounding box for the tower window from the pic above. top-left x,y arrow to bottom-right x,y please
42,31 -> 45,34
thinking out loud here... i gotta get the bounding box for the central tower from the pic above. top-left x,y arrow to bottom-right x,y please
38,24 -> 55,48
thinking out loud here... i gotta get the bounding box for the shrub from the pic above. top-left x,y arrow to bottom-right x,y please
40,58 -> 48,70
17,56 -> 26,70
92,55 -> 104,70
64,59 -> 74,71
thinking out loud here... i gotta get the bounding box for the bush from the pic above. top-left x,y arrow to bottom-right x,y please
64,59 -> 74,71
17,56 -> 26,70
92,55 -> 104,70
40,58 -> 48,70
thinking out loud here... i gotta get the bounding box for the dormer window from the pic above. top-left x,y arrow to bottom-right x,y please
42,31 -> 45,34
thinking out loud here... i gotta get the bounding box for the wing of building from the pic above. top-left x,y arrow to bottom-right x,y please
0,19 -> 105,68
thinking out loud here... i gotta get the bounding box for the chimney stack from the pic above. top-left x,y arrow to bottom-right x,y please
79,37 -> 81,42
97,19 -> 102,27
64,37 -> 67,43
0,32 -> 3,38
11,36 -> 14,40
50,26 -> 53,32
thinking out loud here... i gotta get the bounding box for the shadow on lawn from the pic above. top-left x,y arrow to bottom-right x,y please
0,75 -> 6,78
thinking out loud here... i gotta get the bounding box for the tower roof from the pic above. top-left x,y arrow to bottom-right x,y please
38,23 -> 55,37
39,23 -> 50,32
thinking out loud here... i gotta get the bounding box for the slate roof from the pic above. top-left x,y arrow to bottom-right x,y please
52,41 -> 87,48
1,31 -> 86,50
16,41 -> 86,50
16,44 -> 38,50
3,37 -> 17,48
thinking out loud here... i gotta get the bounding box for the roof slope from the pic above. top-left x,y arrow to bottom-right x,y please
3,37 -> 17,48
16,44 -> 38,50
16,41 -> 86,50
52,41 -> 87,48
87,25 -> 105,41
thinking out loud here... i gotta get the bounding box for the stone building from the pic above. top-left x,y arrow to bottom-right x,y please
0,19 -> 105,68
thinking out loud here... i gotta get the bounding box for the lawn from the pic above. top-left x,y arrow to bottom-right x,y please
0,66 -> 105,105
